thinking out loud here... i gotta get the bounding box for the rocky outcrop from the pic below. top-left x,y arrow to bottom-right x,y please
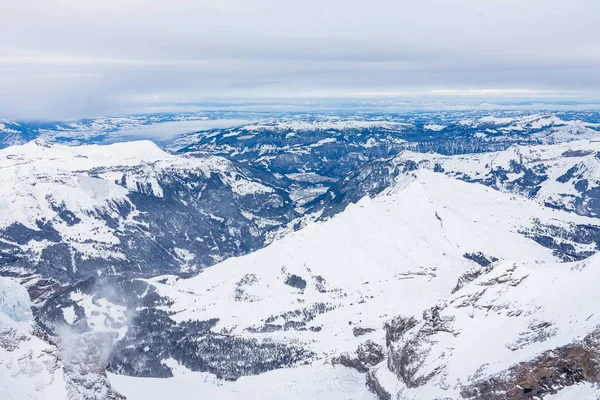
386,307 -> 455,388
332,340 -> 385,373
366,367 -> 393,400
461,327 -> 600,399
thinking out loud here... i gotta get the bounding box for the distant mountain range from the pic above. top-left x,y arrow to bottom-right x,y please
2,110 -> 600,400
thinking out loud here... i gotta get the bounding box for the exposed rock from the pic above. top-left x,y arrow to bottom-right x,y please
463,252 -> 499,267
462,328 -> 600,399
353,326 -> 377,337
386,307 -> 455,388
384,316 -> 418,347
332,340 -> 385,373
366,367 -> 393,400
451,267 -> 490,294
284,274 -> 307,290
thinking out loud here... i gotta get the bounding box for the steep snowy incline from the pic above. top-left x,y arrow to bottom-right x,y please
368,253 -> 600,399
152,170 -> 595,340
50,169 -> 598,382
0,140 -> 296,302
1,277 -> 70,400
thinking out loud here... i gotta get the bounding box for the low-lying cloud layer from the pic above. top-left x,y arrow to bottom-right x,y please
1,0 -> 599,119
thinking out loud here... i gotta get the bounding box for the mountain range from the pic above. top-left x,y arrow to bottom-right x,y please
2,111 -> 600,399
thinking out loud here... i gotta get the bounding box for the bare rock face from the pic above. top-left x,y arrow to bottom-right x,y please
333,340 -> 385,373
366,368 -> 393,400
384,316 -> 418,347
461,327 -> 600,399
353,326 -> 377,337
386,307 -> 455,388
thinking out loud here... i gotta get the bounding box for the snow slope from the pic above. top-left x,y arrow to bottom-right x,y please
368,253 -> 600,399
1,277 -> 68,400
87,170 -> 596,378
51,167 -> 596,399
110,364 -> 374,400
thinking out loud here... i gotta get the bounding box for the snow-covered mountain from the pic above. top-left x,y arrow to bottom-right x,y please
310,139 -> 600,227
367,252 -> 600,399
36,166 -> 600,399
3,110 -> 600,400
170,112 -> 600,207
0,140 -> 296,303
403,139 -> 600,219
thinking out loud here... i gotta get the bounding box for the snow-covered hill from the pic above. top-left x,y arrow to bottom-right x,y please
402,139 -> 600,219
2,111 -> 600,399
35,169 -> 600,399
0,140 -> 296,302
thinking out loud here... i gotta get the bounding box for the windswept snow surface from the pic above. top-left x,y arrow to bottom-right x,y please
110,364 -> 375,400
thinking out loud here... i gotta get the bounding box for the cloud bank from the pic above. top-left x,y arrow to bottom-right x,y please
1,0 -> 599,119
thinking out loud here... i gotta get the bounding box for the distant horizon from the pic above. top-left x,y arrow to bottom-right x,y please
3,98 -> 600,123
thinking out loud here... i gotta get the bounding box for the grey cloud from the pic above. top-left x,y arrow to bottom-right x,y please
0,0 -> 599,119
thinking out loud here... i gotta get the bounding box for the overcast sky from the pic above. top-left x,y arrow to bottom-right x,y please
1,0 -> 599,119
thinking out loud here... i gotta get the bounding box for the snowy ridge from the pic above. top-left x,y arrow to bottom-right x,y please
460,113 -> 600,132
3,111 -> 600,399
398,139 -> 600,218
50,166 -> 598,399
149,170 -> 595,342
0,139 -> 297,291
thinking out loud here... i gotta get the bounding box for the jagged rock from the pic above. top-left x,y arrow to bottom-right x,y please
366,367 -> 394,400
384,307 -> 456,389
451,267 -> 490,294
384,316 -> 418,347
333,340 -> 385,373
463,252 -> 499,267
